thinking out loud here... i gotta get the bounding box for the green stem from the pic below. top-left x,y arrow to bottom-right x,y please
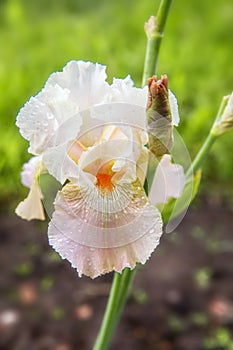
93,1 -> 173,349
186,133 -> 217,179
93,272 -> 124,350
142,0 -> 172,86
113,267 -> 137,317
186,96 -> 227,179
93,268 -> 136,350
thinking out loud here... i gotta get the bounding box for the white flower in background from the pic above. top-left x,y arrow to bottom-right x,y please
16,60 -> 185,278
15,156 -> 45,220
211,92 -> 233,136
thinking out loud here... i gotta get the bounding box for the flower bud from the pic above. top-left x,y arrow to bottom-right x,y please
211,93 -> 233,136
146,75 -> 173,157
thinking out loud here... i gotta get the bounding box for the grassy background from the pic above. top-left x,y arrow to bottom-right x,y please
0,0 -> 232,207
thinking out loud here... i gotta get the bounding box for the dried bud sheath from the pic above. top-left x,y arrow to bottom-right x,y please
146,75 -> 173,157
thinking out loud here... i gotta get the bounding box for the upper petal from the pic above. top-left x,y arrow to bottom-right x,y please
16,95 -> 58,155
16,61 -> 111,155
16,84 -> 79,155
111,76 -> 148,108
46,60 -> 111,111
90,103 -> 147,131
42,142 -> 95,187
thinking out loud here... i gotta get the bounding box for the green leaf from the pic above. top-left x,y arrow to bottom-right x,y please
160,170 -> 202,224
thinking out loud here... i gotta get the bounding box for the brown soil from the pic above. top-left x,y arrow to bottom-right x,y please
0,201 -> 233,350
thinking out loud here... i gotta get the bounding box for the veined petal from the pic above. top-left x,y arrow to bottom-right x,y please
46,61 -> 111,110
48,180 -> 162,278
49,223 -> 161,279
149,154 -> 185,206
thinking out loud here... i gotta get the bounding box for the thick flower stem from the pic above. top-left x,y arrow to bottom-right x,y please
112,268 -> 137,318
93,1 -> 173,349
93,268 -> 135,350
142,0 -> 173,86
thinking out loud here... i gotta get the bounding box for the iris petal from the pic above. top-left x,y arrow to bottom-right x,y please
48,180 -> 162,278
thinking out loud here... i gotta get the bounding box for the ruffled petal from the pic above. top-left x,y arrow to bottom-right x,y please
16,84 -> 79,155
46,61 -> 111,110
111,76 -> 148,108
149,154 -> 185,206
48,180 -> 162,278
16,61 -> 111,155
16,95 -> 58,155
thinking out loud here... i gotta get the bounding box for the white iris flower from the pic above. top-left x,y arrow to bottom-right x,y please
16,61 -> 185,278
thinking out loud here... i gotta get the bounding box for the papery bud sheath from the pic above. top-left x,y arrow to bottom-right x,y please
146,75 -> 173,157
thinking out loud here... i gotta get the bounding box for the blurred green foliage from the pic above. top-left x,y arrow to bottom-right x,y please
0,0 -> 232,206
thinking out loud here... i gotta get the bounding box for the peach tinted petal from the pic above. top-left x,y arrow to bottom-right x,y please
67,140 -> 87,163
48,221 -> 161,279
48,181 -> 162,278
43,143 -> 95,187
